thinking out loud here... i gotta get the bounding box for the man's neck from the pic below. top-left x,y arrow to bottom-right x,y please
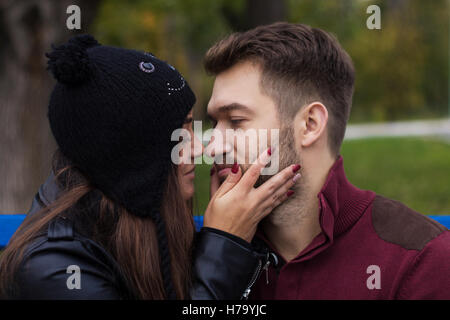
261,196 -> 321,262
261,152 -> 337,262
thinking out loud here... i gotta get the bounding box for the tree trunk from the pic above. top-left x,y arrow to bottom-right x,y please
244,0 -> 287,30
221,0 -> 286,32
0,0 -> 100,214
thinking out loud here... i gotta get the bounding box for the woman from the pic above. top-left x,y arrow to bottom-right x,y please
0,35 -> 299,299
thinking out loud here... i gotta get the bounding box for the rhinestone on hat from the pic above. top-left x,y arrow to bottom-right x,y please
167,76 -> 186,96
139,61 -> 155,73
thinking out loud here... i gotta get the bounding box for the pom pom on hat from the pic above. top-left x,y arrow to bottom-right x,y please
69,34 -> 100,50
46,34 -> 100,85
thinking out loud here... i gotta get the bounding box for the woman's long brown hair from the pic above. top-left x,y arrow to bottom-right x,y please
0,150 -> 195,299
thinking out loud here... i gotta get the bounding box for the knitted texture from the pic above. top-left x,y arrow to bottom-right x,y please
46,34 -> 195,299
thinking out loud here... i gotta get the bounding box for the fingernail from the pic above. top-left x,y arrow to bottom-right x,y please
267,147 -> 272,156
287,190 -> 294,197
293,173 -> 301,183
292,164 -> 301,173
231,163 -> 239,174
210,167 -> 215,176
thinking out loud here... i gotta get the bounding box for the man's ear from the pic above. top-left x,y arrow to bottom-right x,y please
297,102 -> 328,148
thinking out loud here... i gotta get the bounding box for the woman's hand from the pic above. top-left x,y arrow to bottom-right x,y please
204,148 -> 301,243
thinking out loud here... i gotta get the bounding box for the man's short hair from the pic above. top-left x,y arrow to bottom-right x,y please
204,22 -> 355,155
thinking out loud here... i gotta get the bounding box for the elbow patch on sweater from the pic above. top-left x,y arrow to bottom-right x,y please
371,195 -> 447,251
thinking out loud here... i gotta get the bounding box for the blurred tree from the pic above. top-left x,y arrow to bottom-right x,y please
244,0 -> 286,29
0,0 -> 101,213
221,0 -> 286,31
289,0 -> 448,122
349,1 -> 426,121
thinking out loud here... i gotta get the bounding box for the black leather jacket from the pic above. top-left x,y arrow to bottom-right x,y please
7,174 -> 269,300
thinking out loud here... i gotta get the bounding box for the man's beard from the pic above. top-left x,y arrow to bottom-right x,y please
253,124 -> 308,225
254,124 -> 301,188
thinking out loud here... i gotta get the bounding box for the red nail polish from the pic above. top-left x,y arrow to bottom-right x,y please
210,167 -> 215,176
267,148 -> 272,156
292,164 -> 301,173
287,190 -> 294,197
231,163 -> 239,174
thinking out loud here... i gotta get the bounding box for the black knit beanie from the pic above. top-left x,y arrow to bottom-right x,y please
46,34 -> 195,299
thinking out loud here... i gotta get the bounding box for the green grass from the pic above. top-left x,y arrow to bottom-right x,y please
194,137 -> 450,215
341,137 -> 450,215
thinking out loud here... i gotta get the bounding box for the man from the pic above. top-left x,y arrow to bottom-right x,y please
204,22 -> 450,299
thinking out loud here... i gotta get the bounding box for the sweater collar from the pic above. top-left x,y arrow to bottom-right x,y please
318,155 -> 375,241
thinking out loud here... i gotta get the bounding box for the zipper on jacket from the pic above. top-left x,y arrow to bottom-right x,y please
263,252 -> 279,285
241,259 -> 263,300
241,237 -> 280,300
263,253 -> 271,285
241,250 -> 280,299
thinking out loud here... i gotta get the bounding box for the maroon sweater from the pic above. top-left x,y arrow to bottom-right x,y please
250,156 -> 450,299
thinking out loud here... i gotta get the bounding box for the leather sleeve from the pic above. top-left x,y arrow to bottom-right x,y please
13,238 -> 123,300
190,227 -> 261,300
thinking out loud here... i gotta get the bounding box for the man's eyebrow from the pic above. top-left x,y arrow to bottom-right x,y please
216,103 -> 254,114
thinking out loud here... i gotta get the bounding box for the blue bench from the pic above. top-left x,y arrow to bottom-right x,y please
0,214 -> 205,249
1,214 -> 449,249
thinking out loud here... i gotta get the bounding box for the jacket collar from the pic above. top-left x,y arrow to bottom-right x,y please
38,172 -> 61,206
255,155 -> 375,261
